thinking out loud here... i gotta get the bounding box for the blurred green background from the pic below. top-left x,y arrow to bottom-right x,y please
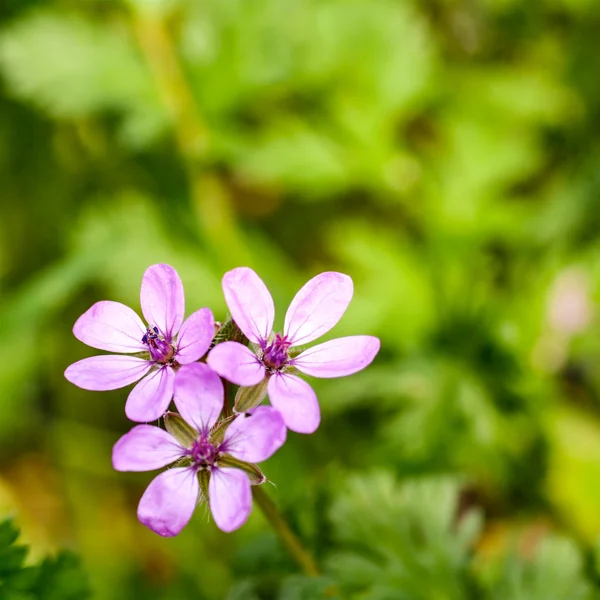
2,0 -> 600,598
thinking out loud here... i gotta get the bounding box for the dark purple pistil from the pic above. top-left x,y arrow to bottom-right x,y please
262,333 -> 291,370
190,437 -> 218,467
142,326 -> 175,363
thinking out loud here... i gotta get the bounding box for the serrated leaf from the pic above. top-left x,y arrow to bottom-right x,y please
0,518 -> 90,599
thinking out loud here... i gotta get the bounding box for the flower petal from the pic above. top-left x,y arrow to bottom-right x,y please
267,373 -> 320,434
173,363 -> 224,433
176,308 -> 215,364
73,301 -> 146,353
138,467 -> 199,537
223,406 -> 287,463
222,267 -> 274,344
125,366 -> 175,422
209,468 -> 251,533
292,335 -> 380,378
140,264 -> 185,341
284,272 -> 353,346
207,342 -> 265,387
112,425 -> 183,471
64,355 -> 151,391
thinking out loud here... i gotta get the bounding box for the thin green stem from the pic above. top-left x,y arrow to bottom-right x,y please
130,8 -> 318,577
252,486 -> 320,577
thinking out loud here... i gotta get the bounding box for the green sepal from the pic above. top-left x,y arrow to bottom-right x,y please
234,377 -> 269,413
283,365 -> 301,376
209,415 -> 234,445
198,469 -> 210,501
164,412 -> 197,448
212,318 -> 248,346
217,454 -> 266,485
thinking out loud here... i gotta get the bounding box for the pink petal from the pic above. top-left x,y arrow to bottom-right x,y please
73,301 -> 146,353
138,467 -> 199,537
267,373 -> 320,434
140,264 -> 185,341
209,468 -> 252,532
292,335 -> 380,378
125,366 -> 175,422
284,272 -> 353,346
223,406 -> 287,463
222,267 -> 274,344
176,308 -> 215,364
173,363 -> 224,433
207,341 -> 265,386
64,355 -> 151,391
112,425 -> 183,471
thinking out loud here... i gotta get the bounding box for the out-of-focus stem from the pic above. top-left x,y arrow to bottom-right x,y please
129,8 -> 250,267
252,486 -> 320,577
131,13 -> 318,578
129,9 -> 207,161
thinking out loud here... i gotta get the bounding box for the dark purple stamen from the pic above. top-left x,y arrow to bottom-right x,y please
142,326 -> 175,363
262,333 -> 291,370
190,437 -> 218,467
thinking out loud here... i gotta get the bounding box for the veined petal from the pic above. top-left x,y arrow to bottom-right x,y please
284,272 -> 353,347
112,425 -> 183,471
176,308 -> 215,364
125,366 -> 175,422
141,264 -> 185,341
223,406 -> 287,463
73,301 -> 146,353
138,467 -> 199,537
174,363 -> 223,433
267,373 -> 320,434
209,468 -> 252,533
64,355 -> 151,391
207,342 -> 265,387
222,267 -> 274,344
292,336 -> 380,378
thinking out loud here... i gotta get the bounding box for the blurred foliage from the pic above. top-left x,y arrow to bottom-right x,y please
1,0 -> 600,597
0,519 -> 89,600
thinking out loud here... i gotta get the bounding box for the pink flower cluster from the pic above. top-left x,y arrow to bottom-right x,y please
65,264 -> 380,535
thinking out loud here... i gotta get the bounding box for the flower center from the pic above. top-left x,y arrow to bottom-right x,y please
261,333 -> 291,371
142,326 -> 175,363
190,437 -> 218,468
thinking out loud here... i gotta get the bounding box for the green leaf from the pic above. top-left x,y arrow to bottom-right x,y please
0,11 -> 168,148
0,518 -> 90,599
278,575 -> 339,600
480,536 -> 593,600
327,473 -> 481,600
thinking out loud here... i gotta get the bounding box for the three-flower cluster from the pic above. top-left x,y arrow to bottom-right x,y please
65,264 -> 380,535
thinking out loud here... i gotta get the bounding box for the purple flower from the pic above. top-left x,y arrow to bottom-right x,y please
207,267 -> 380,434
65,264 -> 215,422
112,363 -> 287,535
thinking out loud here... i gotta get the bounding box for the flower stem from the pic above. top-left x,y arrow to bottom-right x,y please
129,7 -> 252,270
252,486 -> 320,577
